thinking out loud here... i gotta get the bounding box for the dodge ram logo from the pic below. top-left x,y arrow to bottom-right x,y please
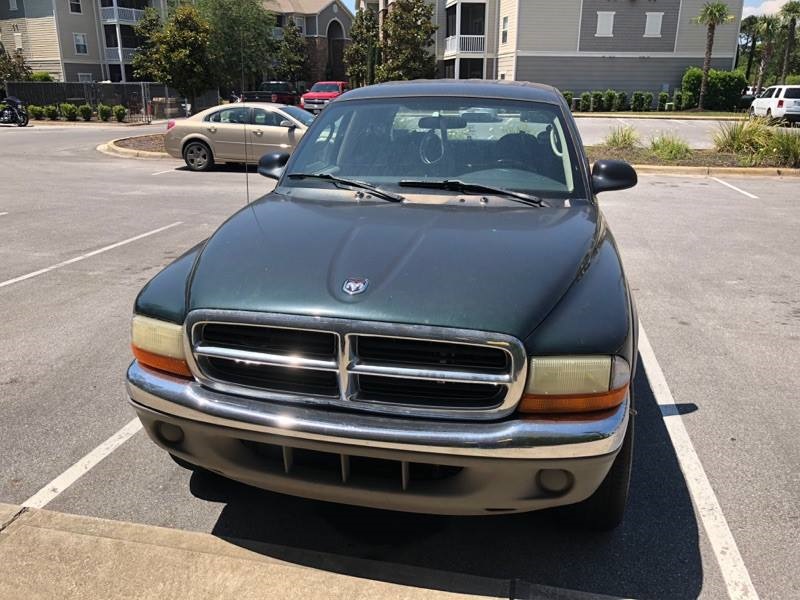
342,278 -> 369,295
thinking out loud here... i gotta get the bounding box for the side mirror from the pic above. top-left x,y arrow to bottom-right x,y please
258,152 -> 290,180
592,160 -> 638,194
280,119 -> 296,129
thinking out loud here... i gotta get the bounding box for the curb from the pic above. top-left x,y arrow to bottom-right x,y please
574,113 -> 745,121
98,137 -> 170,159
629,164 -> 800,177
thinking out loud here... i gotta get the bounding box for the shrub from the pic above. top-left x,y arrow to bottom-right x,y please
591,90 -> 605,112
580,92 -> 591,112
562,90 -> 574,108
672,89 -> 683,111
604,89 -> 617,112
650,134 -> 692,161
759,128 -> 800,168
59,103 -> 78,121
658,92 -> 670,111
682,91 -> 696,110
604,125 -> 640,150
44,105 -> 59,120
786,74 -> 800,85
112,104 -> 127,122
28,104 -> 45,120
713,118 -> 771,154
631,92 -> 645,112
98,104 -> 112,121
681,66 -> 746,111
78,104 -> 93,121
30,71 -> 54,82
615,91 -> 629,111
643,92 -> 654,111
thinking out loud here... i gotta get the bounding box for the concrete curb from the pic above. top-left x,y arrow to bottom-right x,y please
573,113 -> 745,121
629,164 -> 800,177
98,137 -> 170,159
28,120 -> 154,127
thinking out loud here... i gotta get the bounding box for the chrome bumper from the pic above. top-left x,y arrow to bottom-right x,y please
126,361 -> 629,460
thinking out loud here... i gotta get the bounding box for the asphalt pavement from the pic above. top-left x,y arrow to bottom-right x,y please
0,124 -> 798,600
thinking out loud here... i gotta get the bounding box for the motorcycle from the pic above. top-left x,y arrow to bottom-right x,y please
0,96 -> 29,127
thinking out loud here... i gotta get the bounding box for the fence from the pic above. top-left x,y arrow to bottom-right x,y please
2,81 -> 219,122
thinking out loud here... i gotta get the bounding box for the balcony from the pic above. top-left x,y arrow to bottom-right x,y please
104,47 -> 136,62
444,34 -> 485,55
101,6 -> 145,24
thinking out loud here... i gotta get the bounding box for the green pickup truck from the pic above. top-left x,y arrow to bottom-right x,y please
126,80 -> 639,530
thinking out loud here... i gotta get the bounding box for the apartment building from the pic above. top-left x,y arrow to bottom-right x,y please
0,1 -> 168,83
359,0 -> 743,94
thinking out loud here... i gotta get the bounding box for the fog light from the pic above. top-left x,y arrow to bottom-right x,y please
158,422 -> 184,445
538,469 -> 572,494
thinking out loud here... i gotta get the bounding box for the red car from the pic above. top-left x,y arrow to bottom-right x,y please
301,81 -> 349,114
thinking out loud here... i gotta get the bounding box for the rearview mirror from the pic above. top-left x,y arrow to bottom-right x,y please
280,119 -> 296,129
592,160 -> 638,194
258,152 -> 290,179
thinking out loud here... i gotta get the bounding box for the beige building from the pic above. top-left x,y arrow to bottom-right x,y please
358,0 -> 743,95
0,1 -> 168,83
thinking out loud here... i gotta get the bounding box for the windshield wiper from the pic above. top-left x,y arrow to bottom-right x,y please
398,179 -> 544,207
287,173 -> 404,203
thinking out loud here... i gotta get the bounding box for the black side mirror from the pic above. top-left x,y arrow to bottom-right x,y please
258,152 -> 290,180
592,160 -> 638,194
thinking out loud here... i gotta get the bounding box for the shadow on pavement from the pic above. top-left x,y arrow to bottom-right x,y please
191,361 -> 702,599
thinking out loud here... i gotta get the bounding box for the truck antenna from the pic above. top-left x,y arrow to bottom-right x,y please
241,28 -> 251,205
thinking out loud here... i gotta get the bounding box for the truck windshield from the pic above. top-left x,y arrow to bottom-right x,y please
310,83 -> 341,93
284,97 -> 585,200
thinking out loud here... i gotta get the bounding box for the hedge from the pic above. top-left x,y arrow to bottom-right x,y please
681,66 -> 746,111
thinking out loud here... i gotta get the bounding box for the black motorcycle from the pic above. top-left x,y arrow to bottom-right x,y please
0,96 -> 29,127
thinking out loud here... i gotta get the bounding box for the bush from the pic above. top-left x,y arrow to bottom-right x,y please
562,90 -> 574,108
59,103 -> 78,121
643,92 -> 654,111
78,104 -> 93,121
682,91 -> 696,110
615,91 -> 629,111
650,134 -> 692,161
681,66 -> 746,111
658,92 -> 670,111
44,105 -> 59,120
28,104 -> 45,120
112,104 -> 127,122
98,104 -> 112,121
30,71 -> 54,82
604,125 -> 640,150
580,92 -> 591,112
631,92 -> 645,112
591,91 -> 605,112
713,118 -> 771,154
604,89 -> 617,112
786,74 -> 800,85
672,89 -> 683,111
762,128 -> 800,168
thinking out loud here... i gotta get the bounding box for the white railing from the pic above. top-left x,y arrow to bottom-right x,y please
104,47 -> 136,62
101,6 -> 145,23
445,34 -> 485,54
104,47 -> 121,61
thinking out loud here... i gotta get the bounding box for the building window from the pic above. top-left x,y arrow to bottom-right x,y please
293,16 -> 306,34
69,0 -> 82,14
501,16 -> 508,44
499,72 -> 506,80
595,12 -> 615,38
13,32 -> 22,50
78,72 -> 94,83
644,12 -> 663,37
9,0 -> 18,10
73,33 -> 88,55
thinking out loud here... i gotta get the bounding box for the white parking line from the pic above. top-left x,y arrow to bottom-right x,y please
22,418 -> 143,509
639,324 -> 759,600
0,222 -> 182,289
152,169 -> 175,176
0,212 -> 8,217
712,177 -> 759,199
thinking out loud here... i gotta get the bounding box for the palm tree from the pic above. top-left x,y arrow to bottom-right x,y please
739,15 -> 759,83
755,15 -> 781,93
780,1 -> 800,83
693,2 -> 735,110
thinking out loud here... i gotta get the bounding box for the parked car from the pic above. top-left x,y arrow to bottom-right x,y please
241,81 -> 299,105
164,102 -> 314,171
749,85 -> 800,122
300,81 -> 349,114
128,80 -> 639,530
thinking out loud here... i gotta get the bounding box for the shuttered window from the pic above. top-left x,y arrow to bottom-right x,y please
595,12 -> 615,38
644,12 -> 664,37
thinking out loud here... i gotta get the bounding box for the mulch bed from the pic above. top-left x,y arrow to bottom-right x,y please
586,146 -> 746,167
116,134 -> 166,153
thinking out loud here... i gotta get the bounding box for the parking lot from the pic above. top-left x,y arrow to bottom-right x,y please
0,124 -> 798,599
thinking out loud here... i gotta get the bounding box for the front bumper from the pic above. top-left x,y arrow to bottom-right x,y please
127,361 -> 629,515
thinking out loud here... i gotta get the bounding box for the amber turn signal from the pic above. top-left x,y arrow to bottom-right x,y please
130,315 -> 191,378
518,383 -> 628,414
132,345 -> 192,378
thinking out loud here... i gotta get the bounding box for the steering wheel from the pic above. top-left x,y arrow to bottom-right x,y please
419,130 -> 445,165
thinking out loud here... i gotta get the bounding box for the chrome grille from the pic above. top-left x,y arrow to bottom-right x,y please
185,310 -> 527,420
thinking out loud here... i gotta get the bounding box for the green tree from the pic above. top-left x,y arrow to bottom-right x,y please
755,15 -> 781,92
779,1 -> 800,83
0,49 -> 32,82
376,0 -> 437,82
132,7 -> 163,81
345,7 -> 379,87
692,2 -> 735,110
739,15 -> 759,83
275,18 -> 308,83
198,0 -> 275,93
139,4 -> 215,111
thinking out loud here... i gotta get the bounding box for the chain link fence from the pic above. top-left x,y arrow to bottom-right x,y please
2,81 -> 219,122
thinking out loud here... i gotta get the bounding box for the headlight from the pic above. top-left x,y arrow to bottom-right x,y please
519,355 -> 630,414
131,315 -> 191,377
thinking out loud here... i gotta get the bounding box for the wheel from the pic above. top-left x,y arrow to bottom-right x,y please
183,140 -> 214,171
559,401 -> 634,531
17,114 -> 28,127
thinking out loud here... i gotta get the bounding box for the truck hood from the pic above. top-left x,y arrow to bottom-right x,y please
187,195 -> 600,339
303,92 -> 340,100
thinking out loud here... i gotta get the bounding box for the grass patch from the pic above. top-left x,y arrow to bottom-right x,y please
604,126 -> 640,150
713,118 -> 800,168
650,134 -> 692,161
